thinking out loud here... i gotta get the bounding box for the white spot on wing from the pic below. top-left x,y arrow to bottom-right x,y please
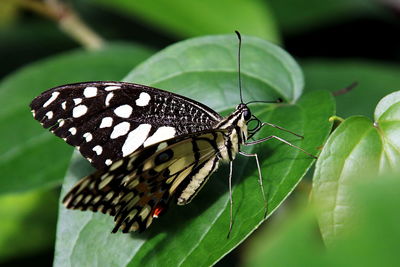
122,124 -> 152,156
45,111 -> 53,119
105,86 -> 121,91
83,87 -> 97,98
135,92 -> 151,106
105,92 -> 114,106
61,101 -> 67,110
69,127 -> 77,135
74,98 -> 82,105
43,92 -> 60,107
58,119 -> 65,127
72,105 -> 88,118
156,142 -> 168,151
83,132 -> 93,142
100,117 -> 113,128
114,105 -> 133,118
144,126 -> 176,147
105,159 -> 112,166
93,145 -> 103,155
110,122 -> 130,139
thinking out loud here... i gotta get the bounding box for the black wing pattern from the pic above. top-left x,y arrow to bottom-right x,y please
63,129 -> 227,233
30,81 -> 222,169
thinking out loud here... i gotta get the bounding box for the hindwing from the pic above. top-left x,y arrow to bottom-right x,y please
30,81 -> 222,169
63,129 -> 229,233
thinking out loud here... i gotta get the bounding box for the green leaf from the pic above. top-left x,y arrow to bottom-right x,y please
330,175 -> 400,267
374,90 -> 400,120
312,90 -> 400,245
243,207 -> 325,267
243,174 -> 400,267
55,34 -> 334,266
0,190 -> 58,263
0,21 -> 76,76
125,35 -> 303,104
303,60 -> 400,118
89,0 -> 280,42
0,43 -> 153,194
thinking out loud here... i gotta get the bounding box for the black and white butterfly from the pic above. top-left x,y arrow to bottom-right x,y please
30,33 -> 313,233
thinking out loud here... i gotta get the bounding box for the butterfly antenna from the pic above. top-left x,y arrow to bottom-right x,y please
246,99 -> 283,105
235,30 -> 244,104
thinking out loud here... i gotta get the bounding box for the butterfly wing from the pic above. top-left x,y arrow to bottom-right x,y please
30,81 -> 222,169
63,129 -> 228,233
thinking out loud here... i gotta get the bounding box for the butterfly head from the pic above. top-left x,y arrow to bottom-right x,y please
236,102 -> 264,140
236,103 -> 252,122
229,103 -> 253,144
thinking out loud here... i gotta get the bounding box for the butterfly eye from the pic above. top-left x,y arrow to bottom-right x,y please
243,109 -> 251,121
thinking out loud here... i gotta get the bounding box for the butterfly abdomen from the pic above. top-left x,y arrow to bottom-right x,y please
175,108 -> 249,205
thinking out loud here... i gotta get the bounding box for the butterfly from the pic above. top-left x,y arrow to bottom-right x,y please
30,32 -> 314,233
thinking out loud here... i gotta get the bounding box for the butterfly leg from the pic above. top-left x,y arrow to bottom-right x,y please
227,161 -> 234,238
239,151 -> 268,219
244,135 -> 317,159
260,122 -> 304,138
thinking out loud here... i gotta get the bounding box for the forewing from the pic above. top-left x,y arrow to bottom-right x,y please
30,81 -> 222,169
63,129 -> 227,233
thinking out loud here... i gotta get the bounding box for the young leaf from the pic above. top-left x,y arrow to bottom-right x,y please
54,34 -> 334,266
312,90 -> 400,245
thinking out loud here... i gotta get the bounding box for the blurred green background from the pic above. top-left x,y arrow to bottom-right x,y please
0,0 -> 399,266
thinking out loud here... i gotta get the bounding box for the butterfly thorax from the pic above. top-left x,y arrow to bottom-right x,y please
214,103 -> 250,162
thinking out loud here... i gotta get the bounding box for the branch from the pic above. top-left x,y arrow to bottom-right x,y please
16,0 -> 105,50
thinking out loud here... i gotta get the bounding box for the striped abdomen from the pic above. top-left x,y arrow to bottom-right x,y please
176,108 -> 249,205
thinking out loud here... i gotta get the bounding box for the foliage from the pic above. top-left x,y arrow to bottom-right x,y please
0,0 -> 399,266
244,174 -> 400,267
312,90 -> 400,246
54,35 -> 333,267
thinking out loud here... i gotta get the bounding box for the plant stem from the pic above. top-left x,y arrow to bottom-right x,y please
16,0 -> 105,50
